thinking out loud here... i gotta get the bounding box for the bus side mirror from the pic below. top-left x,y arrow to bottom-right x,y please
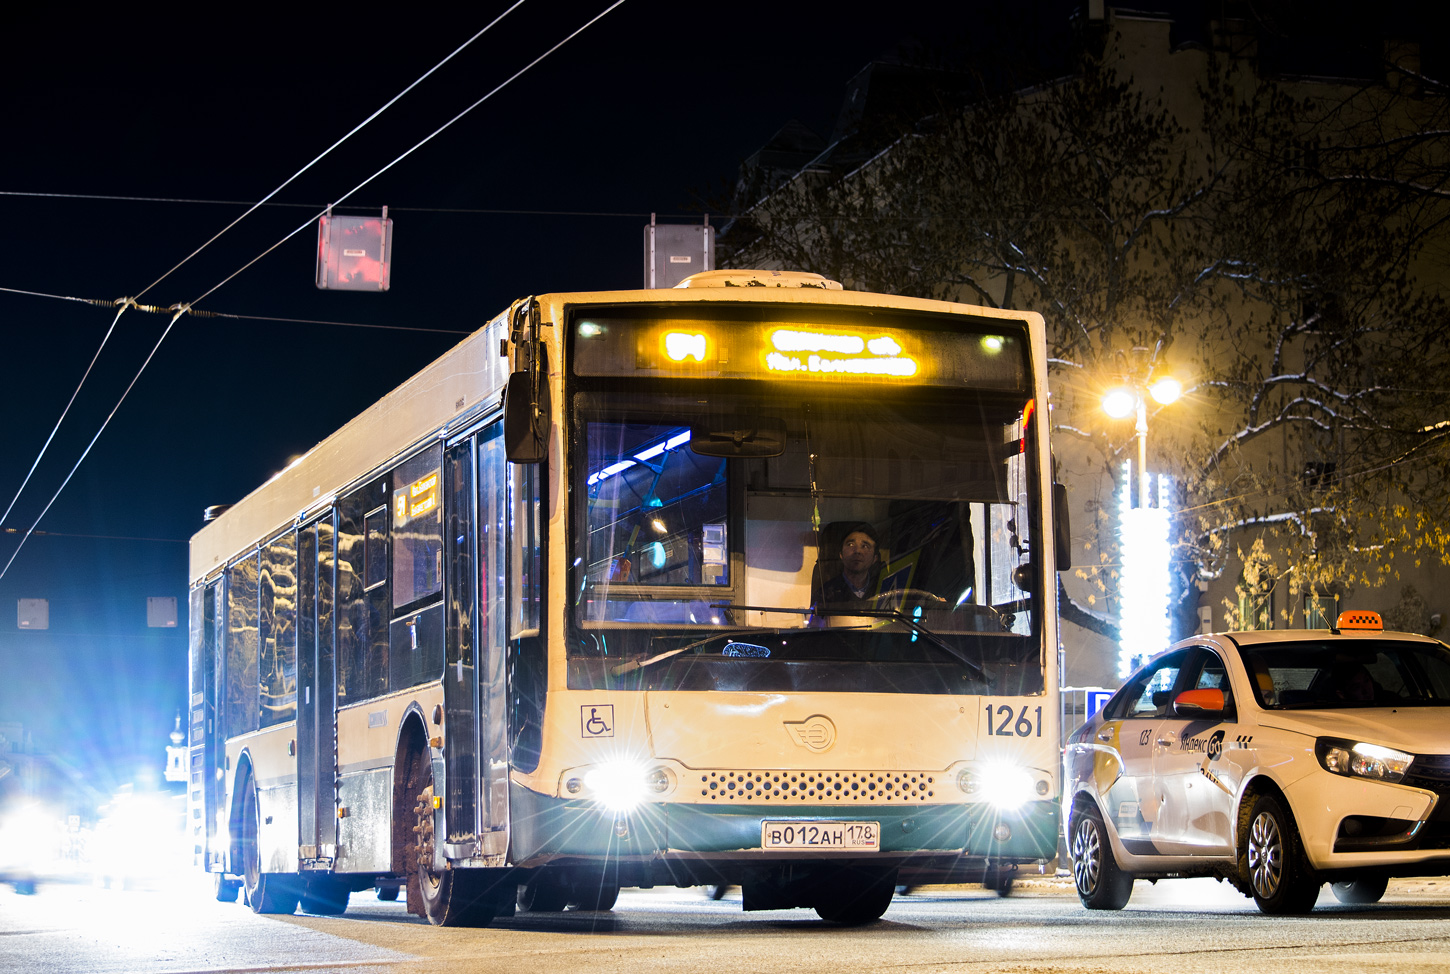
1054,482 -> 1072,571
504,367 -> 550,463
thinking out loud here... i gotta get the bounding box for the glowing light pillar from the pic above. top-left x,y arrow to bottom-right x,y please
1118,462 -> 1172,677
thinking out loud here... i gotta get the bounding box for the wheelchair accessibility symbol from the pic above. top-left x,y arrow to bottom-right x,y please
581,705 -> 614,738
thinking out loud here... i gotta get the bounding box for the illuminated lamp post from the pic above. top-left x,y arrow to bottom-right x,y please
1103,375 -> 1182,678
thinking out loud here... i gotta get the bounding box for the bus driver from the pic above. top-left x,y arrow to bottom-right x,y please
819,522 -> 881,605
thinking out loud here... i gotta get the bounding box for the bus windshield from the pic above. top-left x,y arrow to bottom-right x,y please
567,385 -> 1043,696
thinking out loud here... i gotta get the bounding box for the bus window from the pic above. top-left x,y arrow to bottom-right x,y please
225,552 -> 260,736
392,445 -> 443,610
364,507 -> 387,590
259,531 -> 298,727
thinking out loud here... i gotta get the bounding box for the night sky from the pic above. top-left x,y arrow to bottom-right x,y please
0,1 -> 1080,798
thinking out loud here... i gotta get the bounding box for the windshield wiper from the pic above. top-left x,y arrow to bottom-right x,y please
816,606 -> 990,682
610,627 -> 772,676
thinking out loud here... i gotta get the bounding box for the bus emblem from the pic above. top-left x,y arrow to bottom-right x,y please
785,715 -> 836,752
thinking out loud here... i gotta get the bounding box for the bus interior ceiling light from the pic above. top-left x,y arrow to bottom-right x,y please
586,430 -> 692,486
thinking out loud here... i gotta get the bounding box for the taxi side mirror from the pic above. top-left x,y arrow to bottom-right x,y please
1172,687 -> 1227,718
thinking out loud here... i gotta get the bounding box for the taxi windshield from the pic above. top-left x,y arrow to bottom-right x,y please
1237,639 -> 1450,709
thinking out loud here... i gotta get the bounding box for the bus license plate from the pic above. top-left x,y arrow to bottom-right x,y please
761,821 -> 880,851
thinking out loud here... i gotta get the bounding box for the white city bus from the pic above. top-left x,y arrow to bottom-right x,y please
187,270 -> 1068,926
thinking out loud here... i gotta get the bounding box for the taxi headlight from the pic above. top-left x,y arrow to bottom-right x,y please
1316,738 -> 1411,783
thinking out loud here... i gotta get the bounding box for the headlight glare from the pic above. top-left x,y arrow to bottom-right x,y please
977,763 -> 1037,810
583,759 -> 651,811
1316,738 -> 1411,783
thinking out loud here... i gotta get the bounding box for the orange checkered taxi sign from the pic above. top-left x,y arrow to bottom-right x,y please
1335,610 -> 1383,631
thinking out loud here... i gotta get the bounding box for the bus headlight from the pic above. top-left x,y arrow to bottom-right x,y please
580,760 -> 674,811
961,763 -> 1037,809
1316,738 -> 1411,783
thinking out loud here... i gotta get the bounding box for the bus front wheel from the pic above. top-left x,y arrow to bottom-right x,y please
241,777 -> 300,915
414,784 -> 497,927
813,867 -> 896,925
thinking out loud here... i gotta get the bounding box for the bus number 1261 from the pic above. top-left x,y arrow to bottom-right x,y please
986,704 -> 1042,737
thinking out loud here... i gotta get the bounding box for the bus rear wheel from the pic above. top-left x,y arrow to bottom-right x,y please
414,785 -> 497,927
241,777 -> 300,915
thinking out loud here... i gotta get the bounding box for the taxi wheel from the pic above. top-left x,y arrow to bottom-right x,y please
1070,803 -> 1133,910
1245,794 -> 1320,915
1331,876 -> 1389,905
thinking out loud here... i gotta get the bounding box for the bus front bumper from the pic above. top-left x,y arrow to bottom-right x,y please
508,786 -> 1059,879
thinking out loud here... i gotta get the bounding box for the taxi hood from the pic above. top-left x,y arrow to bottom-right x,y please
1256,707 -> 1450,754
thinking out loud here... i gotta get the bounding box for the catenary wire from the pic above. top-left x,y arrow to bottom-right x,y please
0,2 -> 627,581
130,0 -> 530,304
187,0 -> 631,309
0,301 -> 128,530
0,190 -> 710,219
0,306 -> 187,582
0,285 -> 471,334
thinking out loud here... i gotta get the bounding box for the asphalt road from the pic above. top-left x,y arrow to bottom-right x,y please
5,875 -> 1450,973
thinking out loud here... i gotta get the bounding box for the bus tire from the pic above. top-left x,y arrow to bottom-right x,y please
813,866 -> 896,925
414,784 -> 497,926
1069,801 -> 1132,910
568,882 -> 620,912
213,873 -> 242,903
300,877 -> 351,915
1244,793 -> 1320,915
241,777 -> 300,915
983,866 -> 1015,897
517,875 -> 570,912
1331,876 -> 1389,905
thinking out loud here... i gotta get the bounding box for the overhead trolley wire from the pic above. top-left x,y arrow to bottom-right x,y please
0,285 -> 470,334
188,0 -> 631,309
0,190 -> 712,220
0,0 -> 629,582
0,300 -> 128,531
131,0 -> 530,305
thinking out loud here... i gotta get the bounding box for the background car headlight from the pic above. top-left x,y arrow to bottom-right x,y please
1316,738 -> 1411,783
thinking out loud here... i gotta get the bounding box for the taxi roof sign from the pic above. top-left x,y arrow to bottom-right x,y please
1335,610 -> 1383,631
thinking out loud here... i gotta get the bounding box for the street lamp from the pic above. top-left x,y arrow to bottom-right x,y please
1103,374 -> 1182,678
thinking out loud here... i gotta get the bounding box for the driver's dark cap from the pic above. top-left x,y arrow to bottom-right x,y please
840,522 -> 878,548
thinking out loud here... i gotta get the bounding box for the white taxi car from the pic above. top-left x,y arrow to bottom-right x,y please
1064,611 -> 1450,914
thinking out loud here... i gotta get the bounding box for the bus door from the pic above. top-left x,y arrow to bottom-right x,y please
297,514 -> 339,863
476,426 -> 511,855
443,438 -> 481,855
189,580 -> 226,870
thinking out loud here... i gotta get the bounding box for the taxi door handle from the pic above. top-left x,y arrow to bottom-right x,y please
1156,735 -> 1175,747
1097,730 -> 1114,742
